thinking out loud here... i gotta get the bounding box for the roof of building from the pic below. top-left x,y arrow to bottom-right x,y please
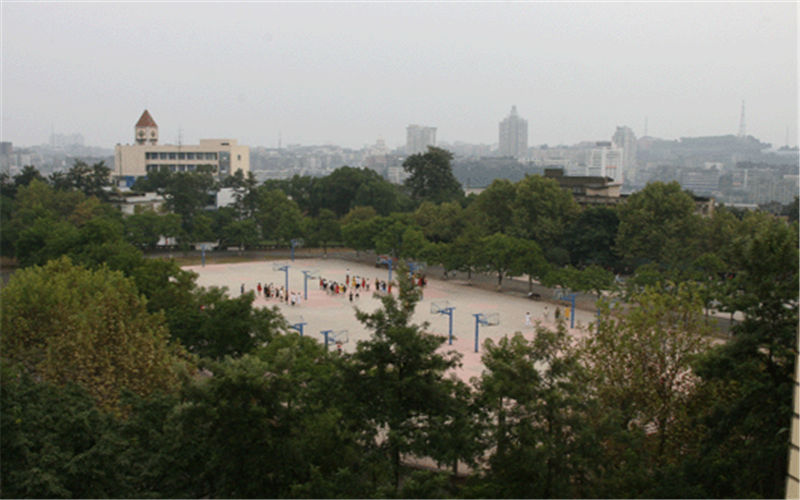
136,110 -> 157,128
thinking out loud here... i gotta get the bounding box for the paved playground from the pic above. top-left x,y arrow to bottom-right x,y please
184,258 -> 595,383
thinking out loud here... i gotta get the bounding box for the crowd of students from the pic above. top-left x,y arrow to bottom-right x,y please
240,268 -> 429,306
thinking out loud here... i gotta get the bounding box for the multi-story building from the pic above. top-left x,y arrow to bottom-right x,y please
114,110 -> 249,186
612,126 -> 637,182
588,141 -> 623,183
498,105 -> 528,159
406,125 -> 437,155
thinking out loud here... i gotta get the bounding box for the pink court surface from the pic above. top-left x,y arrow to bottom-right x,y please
185,258 -> 594,383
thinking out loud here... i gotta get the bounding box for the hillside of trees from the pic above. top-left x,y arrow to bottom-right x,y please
1,150 -> 797,498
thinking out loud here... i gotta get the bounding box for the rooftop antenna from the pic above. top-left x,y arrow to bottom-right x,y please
738,100 -> 746,138
177,127 -> 183,149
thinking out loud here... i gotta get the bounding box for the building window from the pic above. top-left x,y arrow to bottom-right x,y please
178,152 -> 185,160
186,152 -> 195,160
158,152 -> 166,159
205,152 -> 217,160
237,154 -> 241,160
169,152 -> 176,160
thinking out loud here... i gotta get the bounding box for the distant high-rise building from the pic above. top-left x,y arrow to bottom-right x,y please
406,125 -> 437,155
588,141 -> 623,183
498,105 -> 528,159
612,126 -> 637,181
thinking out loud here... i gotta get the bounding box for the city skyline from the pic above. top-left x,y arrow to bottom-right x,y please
2,3 -> 797,149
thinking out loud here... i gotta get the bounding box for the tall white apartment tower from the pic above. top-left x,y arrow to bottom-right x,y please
406,125 -> 437,155
612,126 -> 637,181
588,141 -> 624,183
498,105 -> 528,159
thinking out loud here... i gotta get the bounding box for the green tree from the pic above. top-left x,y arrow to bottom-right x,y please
563,206 -> 620,269
474,326 -> 597,498
161,170 -> 217,237
345,266 -> 463,491
0,372 -> 125,497
510,174 -> 579,250
685,214 -> 798,498
372,214 -> 426,259
1,257 -> 191,410
64,160 -> 113,200
584,283 -> 711,466
544,264 -> 615,300
475,232 -> 538,288
220,218 -> 260,250
403,147 -> 463,204
467,178 -> 516,235
413,200 -> 465,244
163,335 -> 370,498
255,187 -> 304,246
167,286 -> 286,360
615,181 -> 702,269
308,208 -> 341,255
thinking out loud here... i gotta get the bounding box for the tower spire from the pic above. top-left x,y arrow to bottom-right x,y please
738,100 -> 746,138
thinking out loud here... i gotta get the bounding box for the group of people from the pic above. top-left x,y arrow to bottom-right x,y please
241,282 -> 302,306
239,267 -> 430,307
524,305 -> 568,327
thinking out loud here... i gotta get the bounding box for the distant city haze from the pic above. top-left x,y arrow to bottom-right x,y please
2,2 -> 797,149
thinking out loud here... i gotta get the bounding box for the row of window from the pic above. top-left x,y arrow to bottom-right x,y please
145,151 -> 218,160
146,164 -> 203,173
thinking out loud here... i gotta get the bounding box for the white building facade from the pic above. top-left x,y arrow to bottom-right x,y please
588,141 -> 624,183
114,110 -> 250,186
406,125 -> 437,155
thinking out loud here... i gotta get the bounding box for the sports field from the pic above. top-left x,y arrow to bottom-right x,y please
185,258 -> 594,382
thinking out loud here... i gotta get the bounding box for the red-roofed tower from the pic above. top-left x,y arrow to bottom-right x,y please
135,110 -> 158,145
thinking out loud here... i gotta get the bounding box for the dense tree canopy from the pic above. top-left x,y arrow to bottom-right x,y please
1,163 -> 796,499
403,147 -> 464,204
1,257 -> 191,410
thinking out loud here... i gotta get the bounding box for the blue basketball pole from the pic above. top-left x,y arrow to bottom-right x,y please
320,330 -> 332,350
301,270 -> 315,300
472,313 -> 488,353
201,247 -> 206,267
290,239 -> 299,261
276,265 -> 290,295
378,257 -> 393,283
434,306 -> 456,345
447,308 -> 454,345
290,322 -> 306,336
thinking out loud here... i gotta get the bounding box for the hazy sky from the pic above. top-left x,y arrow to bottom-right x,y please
2,2 -> 797,149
